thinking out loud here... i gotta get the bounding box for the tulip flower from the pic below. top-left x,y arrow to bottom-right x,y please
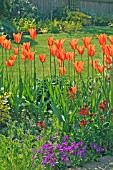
28,28 -> 36,40
59,67 -> 66,75
73,61 -> 85,73
22,48 -> 28,58
57,59 -> 63,67
21,54 -> 27,61
65,52 -> 74,61
0,35 -> 6,45
101,45 -> 110,55
108,45 -> 113,57
97,33 -> 107,46
49,45 -> 57,56
1,39 -> 12,49
87,45 -> 95,57
82,36 -> 92,48
68,86 -> 77,99
5,60 -> 14,67
77,46 -> 84,55
10,56 -> 16,62
97,65 -> 106,74
13,32 -> 22,44
104,55 -> 112,65
38,54 -> 46,63
21,42 -> 30,51
28,52 -> 35,61
69,39 -> 78,50
47,37 -> 54,47
108,36 -> 113,44
54,39 -> 65,49
14,48 -> 19,55
90,60 -> 98,69
57,48 -> 66,61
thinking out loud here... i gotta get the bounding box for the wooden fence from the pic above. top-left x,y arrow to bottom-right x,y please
79,0 -> 113,15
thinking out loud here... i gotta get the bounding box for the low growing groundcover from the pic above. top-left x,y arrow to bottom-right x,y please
0,26 -> 113,169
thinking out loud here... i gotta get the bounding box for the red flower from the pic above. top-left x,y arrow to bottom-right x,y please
108,36 -> 113,44
28,52 -> 35,61
100,116 -> 105,121
104,55 -> 112,65
1,39 -> 12,49
47,37 -> 54,46
79,108 -> 88,116
37,120 -> 46,128
54,39 -> 65,49
90,60 -> 98,69
10,56 -> 16,61
57,48 -> 66,61
57,59 -> 63,67
49,45 -> 57,56
14,48 -> 19,55
73,61 -> 85,73
87,44 -> 95,57
68,86 -> 77,99
69,39 -> 78,50
28,28 -> 36,40
77,46 -> 84,55
108,45 -> 113,57
21,42 -> 30,51
21,54 -> 27,61
0,35 -> 6,45
82,36 -> 92,48
101,45 -> 110,55
99,100 -> 108,110
13,32 -> 22,43
5,60 -> 14,67
65,52 -> 75,61
39,54 -> 46,63
59,67 -> 66,75
97,33 -> 107,45
79,120 -> 87,127
97,65 -> 106,74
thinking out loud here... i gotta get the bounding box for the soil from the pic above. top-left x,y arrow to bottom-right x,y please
68,156 -> 113,170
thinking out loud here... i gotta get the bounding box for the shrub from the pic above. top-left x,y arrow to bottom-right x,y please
13,18 -> 36,32
61,21 -> 82,33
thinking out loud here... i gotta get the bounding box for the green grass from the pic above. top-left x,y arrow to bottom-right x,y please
0,26 -> 113,81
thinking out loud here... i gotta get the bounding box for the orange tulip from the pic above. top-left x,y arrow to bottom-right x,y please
79,120 -> 87,127
68,86 -> 77,99
87,45 -> 95,57
90,60 -> 98,69
1,39 -> 12,49
28,28 -> 36,40
108,45 -> 113,57
5,60 -> 14,67
101,45 -> 110,55
104,55 -> 112,65
22,48 -> 28,58
108,36 -> 113,44
21,42 -> 30,51
0,35 -> 6,45
57,48 -> 66,61
14,48 -> 19,55
82,36 -> 92,48
73,61 -> 85,73
77,46 -> 84,55
59,67 -> 66,75
54,39 -> 65,49
13,32 -> 22,43
28,52 -> 35,61
37,120 -> 46,128
69,39 -> 78,50
39,54 -> 46,63
57,59 -> 63,67
97,65 -> 106,74
65,52 -> 74,61
10,56 -> 16,62
97,33 -> 107,45
21,54 -> 27,61
47,37 -> 54,47
49,45 -> 57,56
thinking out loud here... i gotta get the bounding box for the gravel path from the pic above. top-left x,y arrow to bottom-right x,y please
67,156 -> 113,170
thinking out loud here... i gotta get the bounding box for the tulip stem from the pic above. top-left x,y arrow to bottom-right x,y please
2,47 -> 4,86
42,63 -> 44,81
34,46 -> 36,89
74,50 -> 76,83
54,57 -> 56,77
5,49 -> 8,82
50,53 -> 52,77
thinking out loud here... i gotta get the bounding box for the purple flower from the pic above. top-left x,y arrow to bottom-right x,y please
51,162 -> 56,166
37,134 -> 42,140
67,162 -> 71,166
18,11 -> 20,15
20,139 -> 24,143
32,155 -> 37,159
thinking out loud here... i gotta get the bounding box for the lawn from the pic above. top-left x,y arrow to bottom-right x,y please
0,26 -> 113,81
